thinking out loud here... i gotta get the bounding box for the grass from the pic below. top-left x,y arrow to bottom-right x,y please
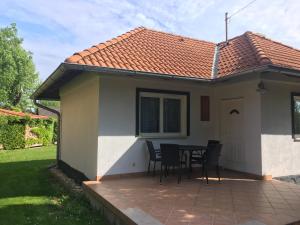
0,145 -> 108,225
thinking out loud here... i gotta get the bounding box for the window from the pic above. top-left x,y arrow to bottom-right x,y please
136,88 -> 190,137
163,98 -> 181,132
291,93 -> 300,140
140,97 -> 160,133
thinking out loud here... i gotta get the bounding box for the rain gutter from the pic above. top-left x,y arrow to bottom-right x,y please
31,63 -> 213,100
32,63 -> 300,100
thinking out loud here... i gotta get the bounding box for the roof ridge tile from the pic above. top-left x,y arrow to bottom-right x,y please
65,27 -> 146,63
251,32 -> 300,53
144,27 -> 216,45
245,31 -> 272,65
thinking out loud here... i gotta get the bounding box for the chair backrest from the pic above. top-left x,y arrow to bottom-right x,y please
207,140 -> 220,146
146,140 -> 157,160
205,143 -> 222,167
160,144 -> 180,166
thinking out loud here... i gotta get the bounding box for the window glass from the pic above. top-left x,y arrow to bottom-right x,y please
136,89 -> 189,137
163,98 -> 181,132
140,97 -> 160,133
293,96 -> 300,138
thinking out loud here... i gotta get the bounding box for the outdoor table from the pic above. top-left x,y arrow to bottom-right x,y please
178,144 -> 207,153
159,144 -> 207,179
178,145 -> 207,159
177,145 -> 207,176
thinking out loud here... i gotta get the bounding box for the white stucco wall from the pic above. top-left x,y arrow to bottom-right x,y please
261,79 -> 300,177
212,78 -> 262,175
97,75 -> 214,176
60,74 -> 100,179
58,71 -> 300,179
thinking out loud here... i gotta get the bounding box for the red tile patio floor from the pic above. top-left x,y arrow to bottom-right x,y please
84,171 -> 300,225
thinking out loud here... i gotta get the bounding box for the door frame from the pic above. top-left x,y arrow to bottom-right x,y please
219,97 -> 245,170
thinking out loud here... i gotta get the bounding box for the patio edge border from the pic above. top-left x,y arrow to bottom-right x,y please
83,181 -> 137,225
83,181 -> 163,225
95,172 -> 147,181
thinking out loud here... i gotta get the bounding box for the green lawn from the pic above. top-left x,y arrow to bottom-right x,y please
0,145 -> 107,225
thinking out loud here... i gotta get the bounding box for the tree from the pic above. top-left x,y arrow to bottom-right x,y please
0,23 -> 39,111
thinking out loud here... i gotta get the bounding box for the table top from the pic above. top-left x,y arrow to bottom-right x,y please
178,144 -> 207,151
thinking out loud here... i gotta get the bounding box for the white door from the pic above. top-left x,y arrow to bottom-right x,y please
220,98 -> 245,171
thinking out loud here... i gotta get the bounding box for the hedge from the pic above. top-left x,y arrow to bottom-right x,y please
0,124 -> 25,149
0,115 -> 56,150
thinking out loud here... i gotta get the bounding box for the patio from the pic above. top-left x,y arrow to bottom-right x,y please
83,170 -> 300,225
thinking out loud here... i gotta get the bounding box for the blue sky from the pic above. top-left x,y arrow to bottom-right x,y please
1,0 -> 300,80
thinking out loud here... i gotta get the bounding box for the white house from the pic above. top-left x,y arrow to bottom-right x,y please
33,27 -> 300,182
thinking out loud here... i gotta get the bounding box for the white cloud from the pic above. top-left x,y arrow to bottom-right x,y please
1,0 -> 300,80
226,0 -> 300,47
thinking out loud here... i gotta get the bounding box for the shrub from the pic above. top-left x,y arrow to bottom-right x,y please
0,123 -> 25,149
0,115 -> 56,150
25,137 -> 43,146
30,124 -> 54,146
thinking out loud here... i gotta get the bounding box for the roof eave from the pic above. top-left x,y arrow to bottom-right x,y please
31,63 -> 67,100
266,65 -> 300,77
32,63 -> 212,100
213,64 -> 300,83
32,63 -> 300,101
212,65 -> 270,83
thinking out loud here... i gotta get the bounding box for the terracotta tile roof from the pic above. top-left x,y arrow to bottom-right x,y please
0,108 -> 49,119
247,32 -> 300,71
217,32 -> 300,76
217,33 -> 261,76
65,27 -> 216,79
65,27 -> 300,79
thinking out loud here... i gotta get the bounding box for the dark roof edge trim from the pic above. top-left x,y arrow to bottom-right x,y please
213,65 -> 300,83
32,63 -> 300,100
66,63 -> 212,82
266,65 -> 300,77
32,63 -> 211,100
31,63 -> 67,100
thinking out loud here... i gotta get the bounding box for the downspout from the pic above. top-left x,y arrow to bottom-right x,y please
33,99 -> 61,165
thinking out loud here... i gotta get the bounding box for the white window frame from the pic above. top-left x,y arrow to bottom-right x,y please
138,91 -> 187,138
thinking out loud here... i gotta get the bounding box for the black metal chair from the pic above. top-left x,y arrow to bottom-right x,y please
160,144 -> 183,184
201,143 -> 223,184
189,140 -> 220,172
146,140 -> 161,176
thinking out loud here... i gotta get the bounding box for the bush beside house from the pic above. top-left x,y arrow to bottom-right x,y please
0,108 -> 56,150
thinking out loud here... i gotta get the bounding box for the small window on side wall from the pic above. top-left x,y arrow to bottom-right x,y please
291,93 -> 300,140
